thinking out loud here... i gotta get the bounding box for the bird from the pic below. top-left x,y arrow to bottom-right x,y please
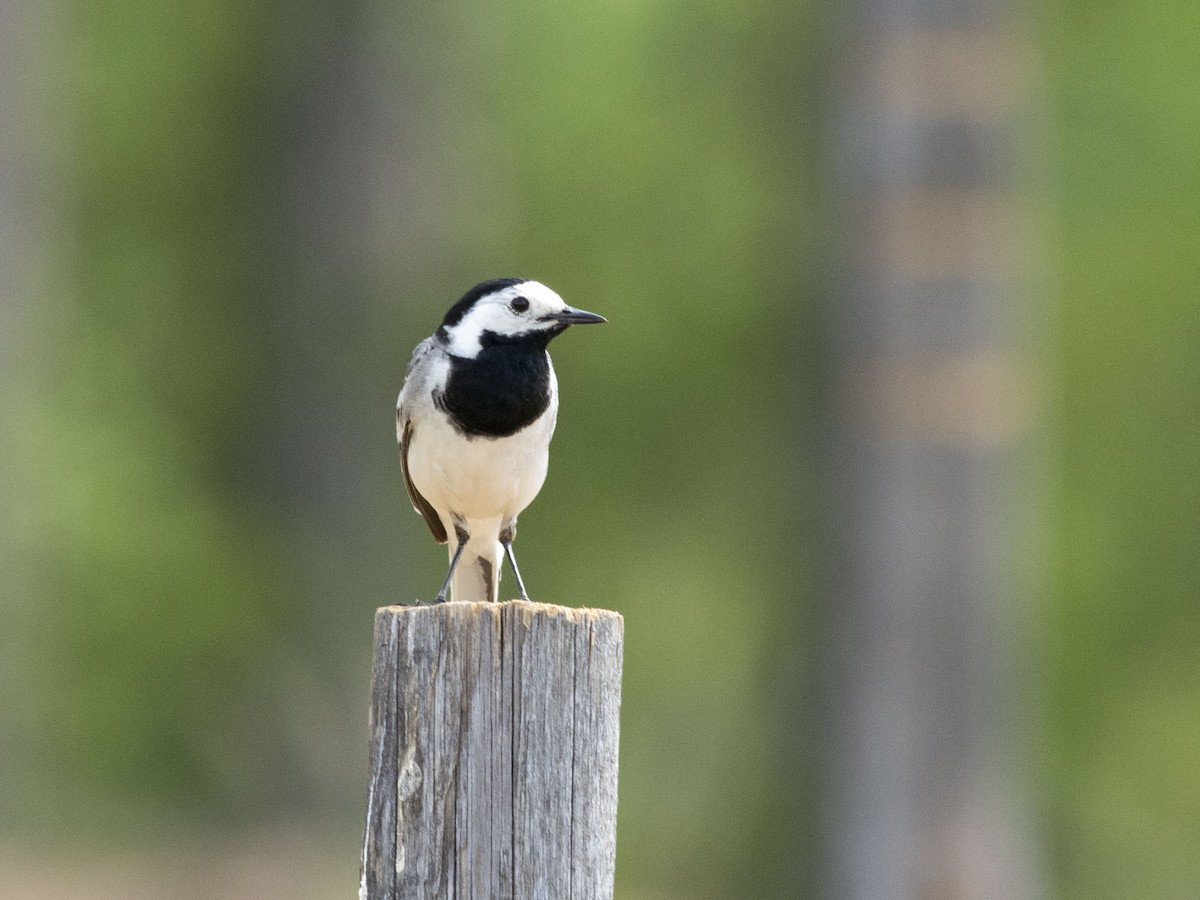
396,277 -> 606,603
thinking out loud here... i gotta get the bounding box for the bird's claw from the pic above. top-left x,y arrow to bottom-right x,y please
399,597 -> 448,607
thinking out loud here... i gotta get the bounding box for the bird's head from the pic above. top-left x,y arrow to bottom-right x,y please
437,278 -> 606,358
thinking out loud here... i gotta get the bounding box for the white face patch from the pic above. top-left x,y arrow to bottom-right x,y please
443,281 -> 569,358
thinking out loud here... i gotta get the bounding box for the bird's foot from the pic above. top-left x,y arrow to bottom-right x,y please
398,596 -> 449,607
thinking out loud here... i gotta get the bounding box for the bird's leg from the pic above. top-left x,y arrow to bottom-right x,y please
499,523 -> 530,601
435,522 -> 471,603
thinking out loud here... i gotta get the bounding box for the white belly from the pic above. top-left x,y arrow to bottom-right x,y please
407,410 -> 553,530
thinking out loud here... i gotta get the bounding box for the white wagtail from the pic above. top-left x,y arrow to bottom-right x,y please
397,278 -> 606,603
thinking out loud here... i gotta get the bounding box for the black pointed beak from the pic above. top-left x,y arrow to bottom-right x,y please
546,306 -> 607,326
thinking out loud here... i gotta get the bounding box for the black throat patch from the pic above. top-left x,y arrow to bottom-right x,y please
438,330 -> 554,438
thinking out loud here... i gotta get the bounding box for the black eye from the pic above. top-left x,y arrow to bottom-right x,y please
510,296 -> 530,313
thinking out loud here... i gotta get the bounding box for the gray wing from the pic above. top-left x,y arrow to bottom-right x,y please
397,338 -> 448,544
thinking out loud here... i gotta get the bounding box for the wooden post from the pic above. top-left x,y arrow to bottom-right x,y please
360,600 -> 624,900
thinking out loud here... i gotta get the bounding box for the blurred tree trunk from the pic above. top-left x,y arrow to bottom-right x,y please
261,2 -> 384,601
817,1 -> 1042,898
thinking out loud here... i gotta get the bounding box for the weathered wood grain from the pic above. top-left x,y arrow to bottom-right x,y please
360,601 -> 623,900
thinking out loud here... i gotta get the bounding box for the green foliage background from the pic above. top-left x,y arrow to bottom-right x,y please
1,0 -> 1197,897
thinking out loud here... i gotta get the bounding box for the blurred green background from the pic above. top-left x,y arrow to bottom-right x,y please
1,0 -> 1198,898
